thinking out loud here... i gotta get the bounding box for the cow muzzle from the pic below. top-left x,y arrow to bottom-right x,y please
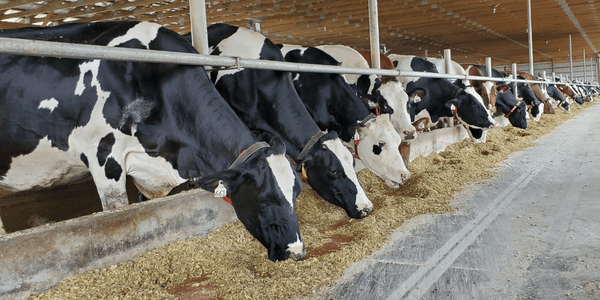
359,206 -> 372,218
385,172 -> 409,188
287,247 -> 306,261
402,130 -> 416,141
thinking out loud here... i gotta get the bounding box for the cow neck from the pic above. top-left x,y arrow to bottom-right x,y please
267,80 -> 324,161
187,141 -> 269,205
449,103 -> 486,130
495,93 -> 518,117
297,130 -> 327,161
415,77 -> 457,120
352,113 -> 376,159
503,104 -> 519,118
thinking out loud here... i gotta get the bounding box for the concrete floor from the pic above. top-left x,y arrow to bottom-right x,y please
322,103 -> 600,300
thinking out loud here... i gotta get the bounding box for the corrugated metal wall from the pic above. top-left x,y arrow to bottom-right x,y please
495,59 -> 599,83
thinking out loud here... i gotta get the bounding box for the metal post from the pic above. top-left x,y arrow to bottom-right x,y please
569,35 -> 574,79
485,57 -> 492,77
583,49 -> 586,82
444,49 -> 454,127
368,0 -> 381,69
512,63 -> 518,96
543,71 -> 546,80
424,49 -> 428,58
444,49 -> 452,74
597,55 -> 600,84
552,72 -> 556,81
527,0 -> 534,75
590,57 -> 594,83
189,0 -> 209,55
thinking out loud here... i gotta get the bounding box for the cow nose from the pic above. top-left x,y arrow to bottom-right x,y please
403,130 -> 416,140
400,172 -> 410,184
360,206 -> 372,218
287,247 -> 306,261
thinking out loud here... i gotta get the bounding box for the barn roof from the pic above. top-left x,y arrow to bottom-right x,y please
1,0 -> 599,66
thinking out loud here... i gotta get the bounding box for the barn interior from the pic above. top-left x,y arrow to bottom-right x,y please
1,0 -> 599,76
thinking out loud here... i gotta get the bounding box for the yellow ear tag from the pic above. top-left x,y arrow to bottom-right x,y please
301,164 -> 308,180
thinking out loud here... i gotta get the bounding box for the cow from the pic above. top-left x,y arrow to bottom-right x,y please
0,21 -> 305,262
387,54 -> 495,142
423,57 -> 497,142
278,45 -> 409,187
500,71 -> 545,120
462,65 -> 498,111
201,24 -> 374,217
572,80 -> 594,102
518,71 -> 555,115
556,80 -> 585,105
469,65 -> 528,129
314,45 -> 419,142
538,76 -> 569,112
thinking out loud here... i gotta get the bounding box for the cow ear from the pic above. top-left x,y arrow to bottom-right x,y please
267,137 -> 287,156
194,169 -> 243,194
393,61 -> 398,68
407,87 -> 426,100
445,99 -> 461,110
275,43 -> 283,49
296,156 -> 314,173
497,85 -> 510,93
346,122 -> 362,142
283,49 -> 301,63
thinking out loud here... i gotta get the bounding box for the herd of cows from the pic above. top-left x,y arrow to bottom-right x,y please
0,21 -> 598,262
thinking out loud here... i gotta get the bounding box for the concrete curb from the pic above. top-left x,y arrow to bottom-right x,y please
0,189 -> 236,300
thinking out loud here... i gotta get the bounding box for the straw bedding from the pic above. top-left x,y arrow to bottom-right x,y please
27,101 -> 594,300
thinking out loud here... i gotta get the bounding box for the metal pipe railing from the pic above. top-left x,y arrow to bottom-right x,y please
0,36 -> 597,87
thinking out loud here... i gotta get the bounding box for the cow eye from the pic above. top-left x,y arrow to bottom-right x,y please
329,169 -> 340,178
321,144 -> 328,150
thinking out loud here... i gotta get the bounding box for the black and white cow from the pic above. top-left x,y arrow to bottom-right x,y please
314,45 -> 418,142
500,72 -> 544,121
538,77 -> 569,111
556,80 -> 585,105
424,58 -> 497,142
278,45 -> 409,187
201,24 -> 373,218
387,54 -> 495,141
471,65 -> 528,129
0,21 -> 305,261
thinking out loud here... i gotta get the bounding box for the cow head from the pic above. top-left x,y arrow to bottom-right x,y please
298,131 -> 373,219
546,84 -> 569,112
378,80 -> 417,141
350,114 -> 408,188
496,89 -> 527,129
354,75 -> 393,115
517,83 -> 543,121
479,81 -> 498,111
195,138 -> 305,262
446,89 -> 495,130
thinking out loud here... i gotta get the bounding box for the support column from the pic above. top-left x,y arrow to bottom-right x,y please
512,63 -> 518,96
527,0 -> 534,75
485,57 -> 492,77
368,0 -> 380,69
189,0 -> 209,55
569,35 -> 574,79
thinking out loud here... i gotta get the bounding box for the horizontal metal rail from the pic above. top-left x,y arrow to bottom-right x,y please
0,37 -> 597,88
